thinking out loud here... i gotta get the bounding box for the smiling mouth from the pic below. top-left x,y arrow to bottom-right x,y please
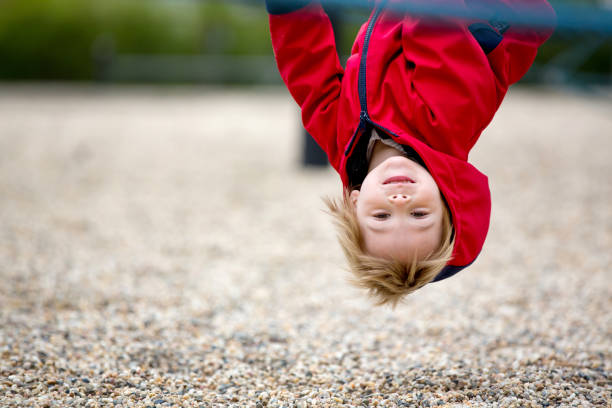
383,176 -> 415,184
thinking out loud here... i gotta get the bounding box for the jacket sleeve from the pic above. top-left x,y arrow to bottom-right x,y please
486,0 -> 556,87
268,1 -> 345,170
379,0 -> 555,159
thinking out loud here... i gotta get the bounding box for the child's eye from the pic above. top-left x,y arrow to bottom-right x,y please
373,213 -> 390,220
411,210 -> 428,218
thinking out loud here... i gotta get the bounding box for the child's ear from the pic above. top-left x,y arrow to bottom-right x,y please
349,190 -> 360,206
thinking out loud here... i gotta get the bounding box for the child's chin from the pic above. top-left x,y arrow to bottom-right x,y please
382,155 -> 419,168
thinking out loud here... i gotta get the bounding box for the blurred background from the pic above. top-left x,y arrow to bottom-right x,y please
0,0 -> 610,86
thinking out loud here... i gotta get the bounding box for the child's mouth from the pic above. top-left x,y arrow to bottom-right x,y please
383,176 -> 415,184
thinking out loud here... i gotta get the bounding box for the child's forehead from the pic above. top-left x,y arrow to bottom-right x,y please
359,214 -> 444,261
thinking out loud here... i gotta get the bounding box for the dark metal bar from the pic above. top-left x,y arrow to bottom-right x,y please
244,0 -> 612,35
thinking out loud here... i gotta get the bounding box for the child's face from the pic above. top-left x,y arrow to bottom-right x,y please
350,156 -> 445,263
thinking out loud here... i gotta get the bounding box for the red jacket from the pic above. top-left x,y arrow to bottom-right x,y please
268,0 -> 555,281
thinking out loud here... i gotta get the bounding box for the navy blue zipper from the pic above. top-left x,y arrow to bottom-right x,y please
358,2 -> 385,116
344,0 -> 387,157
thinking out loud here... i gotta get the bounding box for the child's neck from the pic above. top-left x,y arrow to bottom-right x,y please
368,140 -> 405,172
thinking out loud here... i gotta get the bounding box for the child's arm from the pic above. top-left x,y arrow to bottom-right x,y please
380,0 -> 555,159
267,1 -> 344,170
486,0 -> 556,87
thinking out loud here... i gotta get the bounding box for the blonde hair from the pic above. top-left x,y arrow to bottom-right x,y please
324,191 -> 454,307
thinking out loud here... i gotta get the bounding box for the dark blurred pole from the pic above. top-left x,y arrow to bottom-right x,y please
92,34 -> 115,82
303,130 -> 329,166
302,8 -> 343,167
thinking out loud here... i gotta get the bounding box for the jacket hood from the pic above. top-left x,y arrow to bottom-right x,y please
393,130 -> 491,269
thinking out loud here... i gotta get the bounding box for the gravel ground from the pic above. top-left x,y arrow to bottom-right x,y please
0,84 -> 610,407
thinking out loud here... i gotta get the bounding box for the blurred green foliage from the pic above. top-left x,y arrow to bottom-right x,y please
0,0 -> 609,82
0,0 -> 271,80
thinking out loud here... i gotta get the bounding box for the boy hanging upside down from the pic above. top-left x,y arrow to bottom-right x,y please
266,0 -> 555,305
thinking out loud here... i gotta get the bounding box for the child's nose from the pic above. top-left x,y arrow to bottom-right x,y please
388,194 -> 411,205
